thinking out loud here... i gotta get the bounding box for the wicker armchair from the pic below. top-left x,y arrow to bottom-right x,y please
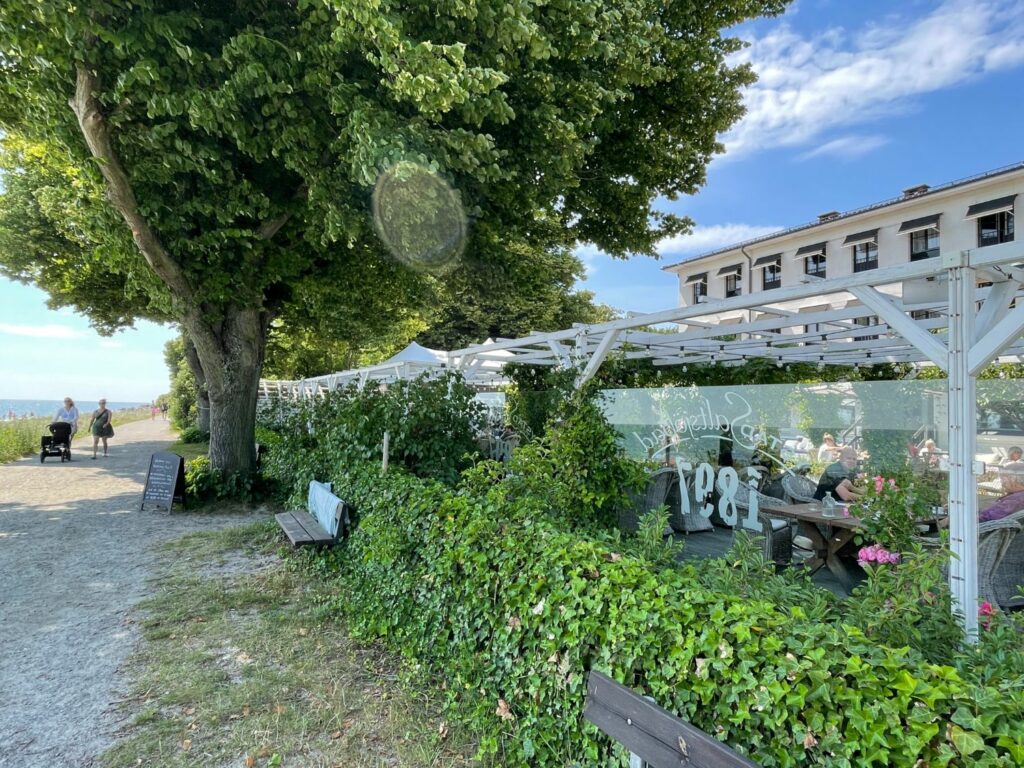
992,510 -> 1024,610
782,472 -> 818,504
733,486 -> 795,567
619,467 -> 675,533
667,470 -> 715,533
922,517 -> 1021,607
978,518 -> 1020,607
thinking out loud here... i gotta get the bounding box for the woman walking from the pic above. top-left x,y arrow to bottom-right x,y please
88,399 -> 114,459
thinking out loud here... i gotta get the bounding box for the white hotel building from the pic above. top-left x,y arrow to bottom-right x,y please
663,162 -> 1020,327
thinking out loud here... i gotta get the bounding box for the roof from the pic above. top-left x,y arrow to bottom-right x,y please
662,160 -> 1024,272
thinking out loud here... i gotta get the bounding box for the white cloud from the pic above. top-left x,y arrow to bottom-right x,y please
799,134 -> 889,160
724,0 -> 1024,156
0,323 -> 83,339
656,223 -> 782,258
574,244 -> 605,277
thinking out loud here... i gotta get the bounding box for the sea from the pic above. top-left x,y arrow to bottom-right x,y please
0,398 -> 147,421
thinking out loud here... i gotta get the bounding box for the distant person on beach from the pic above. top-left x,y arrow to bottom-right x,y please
5,408 -> 14,421
88,399 -> 114,459
54,397 -> 80,438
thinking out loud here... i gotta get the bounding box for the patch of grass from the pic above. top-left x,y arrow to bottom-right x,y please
0,417 -> 46,463
104,522 -> 479,768
165,438 -> 209,461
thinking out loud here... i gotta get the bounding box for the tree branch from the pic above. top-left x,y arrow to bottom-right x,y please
69,65 -> 195,303
257,182 -> 308,240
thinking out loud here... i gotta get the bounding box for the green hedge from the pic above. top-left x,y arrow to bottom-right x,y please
310,464 -> 1024,767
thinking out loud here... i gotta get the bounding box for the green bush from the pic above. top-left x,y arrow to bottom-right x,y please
178,425 -> 208,444
498,385 -> 647,531
307,464 -> 1024,767
260,372 -> 484,498
184,455 -> 256,503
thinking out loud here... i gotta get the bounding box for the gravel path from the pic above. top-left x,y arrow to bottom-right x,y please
0,419 -> 258,767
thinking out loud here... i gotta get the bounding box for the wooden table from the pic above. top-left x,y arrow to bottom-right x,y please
766,502 -> 865,591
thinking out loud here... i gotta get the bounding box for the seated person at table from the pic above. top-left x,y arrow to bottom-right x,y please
978,462 -> 1024,524
813,447 -> 864,502
918,439 -> 944,466
999,446 -> 1024,465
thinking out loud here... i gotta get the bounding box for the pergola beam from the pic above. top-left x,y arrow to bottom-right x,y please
973,279 -> 1020,343
848,286 -> 948,369
968,302 -> 1024,374
575,329 -> 621,387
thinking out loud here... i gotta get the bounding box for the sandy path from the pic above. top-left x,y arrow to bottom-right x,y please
0,419 -> 256,767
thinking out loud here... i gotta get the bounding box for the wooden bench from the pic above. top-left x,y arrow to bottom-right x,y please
275,480 -> 352,548
584,671 -> 757,768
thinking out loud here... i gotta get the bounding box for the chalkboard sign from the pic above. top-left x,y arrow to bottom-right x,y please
141,451 -> 186,511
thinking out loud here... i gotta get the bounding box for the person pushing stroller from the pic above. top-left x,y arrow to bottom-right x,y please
54,397 -> 79,438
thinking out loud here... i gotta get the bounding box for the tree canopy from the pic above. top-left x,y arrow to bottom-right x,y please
0,0 -> 789,473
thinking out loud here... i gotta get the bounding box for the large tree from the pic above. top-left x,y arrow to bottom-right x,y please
0,0 -> 787,474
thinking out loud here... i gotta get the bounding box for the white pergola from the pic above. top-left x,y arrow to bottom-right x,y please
263,240 -> 1024,633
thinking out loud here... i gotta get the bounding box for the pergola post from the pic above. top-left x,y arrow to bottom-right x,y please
946,258 -> 978,635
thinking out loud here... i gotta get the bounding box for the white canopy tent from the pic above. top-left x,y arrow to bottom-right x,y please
262,240 -> 1024,633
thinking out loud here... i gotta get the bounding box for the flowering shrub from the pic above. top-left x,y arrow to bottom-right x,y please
857,543 -> 901,567
856,472 -> 936,554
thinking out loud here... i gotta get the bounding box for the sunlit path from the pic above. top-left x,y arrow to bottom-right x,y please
0,420 -> 251,767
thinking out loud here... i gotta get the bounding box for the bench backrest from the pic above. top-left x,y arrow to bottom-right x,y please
307,480 -> 350,539
584,671 -> 757,768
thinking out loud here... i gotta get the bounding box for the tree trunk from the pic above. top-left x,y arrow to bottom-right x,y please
186,307 -> 268,476
181,336 -> 211,433
197,389 -> 211,434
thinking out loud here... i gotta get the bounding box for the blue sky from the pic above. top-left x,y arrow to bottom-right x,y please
0,281 -> 171,401
2,0 -> 1023,397
579,0 -> 1024,311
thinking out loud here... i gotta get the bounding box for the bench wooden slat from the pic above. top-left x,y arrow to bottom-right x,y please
275,512 -> 314,546
274,512 -> 333,547
276,481 -> 352,549
584,671 -> 757,768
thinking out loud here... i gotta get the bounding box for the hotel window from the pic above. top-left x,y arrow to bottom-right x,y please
911,309 -> 940,321
910,228 -> 939,261
967,195 -> 1015,248
797,242 -> 827,278
978,211 -> 1014,247
762,261 -> 782,290
717,263 -> 742,298
845,229 -> 878,273
805,253 -> 827,278
853,315 -> 879,340
724,271 -> 742,298
852,242 -> 878,272
690,275 -> 708,304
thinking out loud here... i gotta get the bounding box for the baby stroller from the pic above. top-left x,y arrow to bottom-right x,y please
40,421 -> 73,463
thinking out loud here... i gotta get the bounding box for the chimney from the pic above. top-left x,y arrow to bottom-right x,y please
817,211 -> 839,223
902,184 -> 929,198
